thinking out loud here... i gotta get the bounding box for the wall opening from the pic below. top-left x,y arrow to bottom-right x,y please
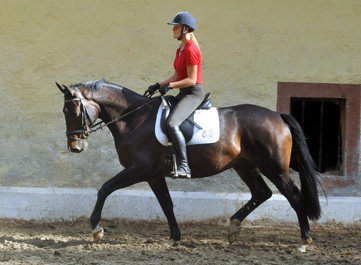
290,98 -> 344,174
277,82 -> 360,177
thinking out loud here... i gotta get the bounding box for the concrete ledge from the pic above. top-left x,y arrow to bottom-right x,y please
0,186 -> 360,223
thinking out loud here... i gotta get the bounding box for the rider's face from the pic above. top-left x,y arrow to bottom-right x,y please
172,25 -> 182,39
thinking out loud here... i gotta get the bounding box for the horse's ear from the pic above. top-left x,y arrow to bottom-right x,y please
56,82 -> 75,96
56,82 -> 67,94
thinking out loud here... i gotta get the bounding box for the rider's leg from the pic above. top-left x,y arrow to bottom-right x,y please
168,125 -> 190,177
167,85 -> 204,178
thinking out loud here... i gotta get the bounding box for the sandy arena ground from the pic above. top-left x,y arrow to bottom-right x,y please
0,218 -> 360,265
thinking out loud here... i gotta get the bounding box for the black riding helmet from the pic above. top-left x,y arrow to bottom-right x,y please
168,12 -> 196,40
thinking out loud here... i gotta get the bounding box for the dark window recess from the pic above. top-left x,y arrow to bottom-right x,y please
290,98 -> 344,174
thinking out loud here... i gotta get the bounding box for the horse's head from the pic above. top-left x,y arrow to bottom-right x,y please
56,82 -> 100,153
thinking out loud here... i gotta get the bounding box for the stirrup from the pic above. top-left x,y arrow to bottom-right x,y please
171,165 -> 191,179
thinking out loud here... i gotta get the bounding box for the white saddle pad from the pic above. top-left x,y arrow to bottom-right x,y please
155,103 -> 220,146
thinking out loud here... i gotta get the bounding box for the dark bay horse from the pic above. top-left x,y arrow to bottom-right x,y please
56,79 -> 321,251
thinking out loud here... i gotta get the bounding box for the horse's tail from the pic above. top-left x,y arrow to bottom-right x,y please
280,113 -> 321,220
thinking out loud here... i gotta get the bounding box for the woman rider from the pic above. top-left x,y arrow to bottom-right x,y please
146,12 -> 204,178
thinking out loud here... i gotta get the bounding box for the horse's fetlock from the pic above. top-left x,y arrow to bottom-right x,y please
302,237 -> 313,245
256,189 -> 272,203
229,218 -> 241,227
90,215 -> 100,229
264,189 -> 273,200
171,231 -> 181,242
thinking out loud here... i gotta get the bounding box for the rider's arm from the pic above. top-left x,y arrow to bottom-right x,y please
169,65 -> 197,89
159,71 -> 179,87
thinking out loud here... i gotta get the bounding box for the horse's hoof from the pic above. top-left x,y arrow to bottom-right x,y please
298,245 -> 307,253
167,239 -> 178,247
297,238 -> 312,252
227,219 -> 241,244
228,232 -> 238,244
92,225 -> 104,243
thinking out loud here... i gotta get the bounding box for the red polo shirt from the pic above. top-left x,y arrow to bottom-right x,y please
173,39 -> 202,84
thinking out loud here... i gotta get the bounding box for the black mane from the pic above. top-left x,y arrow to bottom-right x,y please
69,79 -> 150,106
69,79 -> 132,99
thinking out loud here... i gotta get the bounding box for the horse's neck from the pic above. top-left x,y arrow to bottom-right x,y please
94,86 -> 134,113
93,86 -> 150,134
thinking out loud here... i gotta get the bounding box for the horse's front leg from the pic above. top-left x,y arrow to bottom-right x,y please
148,177 -> 181,246
90,166 -> 145,243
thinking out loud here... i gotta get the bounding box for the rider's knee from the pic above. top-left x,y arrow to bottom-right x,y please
167,119 -> 178,131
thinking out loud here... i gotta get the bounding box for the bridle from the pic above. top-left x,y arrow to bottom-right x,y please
64,87 -> 93,142
64,87 -> 159,142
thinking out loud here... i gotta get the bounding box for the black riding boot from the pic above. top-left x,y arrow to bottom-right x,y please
168,126 -> 191,178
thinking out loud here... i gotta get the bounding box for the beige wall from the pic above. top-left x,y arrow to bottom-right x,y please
1,0 -> 360,188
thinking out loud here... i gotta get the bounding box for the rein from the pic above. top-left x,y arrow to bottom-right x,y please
90,97 -> 159,133
65,88 -> 159,141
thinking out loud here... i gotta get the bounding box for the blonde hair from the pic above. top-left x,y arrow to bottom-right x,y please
189,32 -> 201,51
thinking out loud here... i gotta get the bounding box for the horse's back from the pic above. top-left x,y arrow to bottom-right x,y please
218,103 -> 292,166
188,103 -> 292,178
219,103 -> 287,131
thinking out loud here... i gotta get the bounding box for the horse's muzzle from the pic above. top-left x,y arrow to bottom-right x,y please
68,139 -> 88,153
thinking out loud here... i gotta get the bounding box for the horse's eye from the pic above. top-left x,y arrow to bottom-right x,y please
63,106 -> 81,117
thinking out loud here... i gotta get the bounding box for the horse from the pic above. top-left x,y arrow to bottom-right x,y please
56,79 -> 321,251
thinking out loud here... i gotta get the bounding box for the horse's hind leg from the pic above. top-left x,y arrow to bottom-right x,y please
266,171 -> 312,252
228,163 -> 272,244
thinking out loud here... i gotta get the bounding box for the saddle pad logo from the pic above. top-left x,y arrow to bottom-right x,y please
155,104 -> 220,146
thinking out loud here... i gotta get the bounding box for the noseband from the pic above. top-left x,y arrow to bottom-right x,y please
64,87 -> 93,142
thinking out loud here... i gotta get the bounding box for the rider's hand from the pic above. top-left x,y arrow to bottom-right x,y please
159,84 -> 172,95
144,83 -> 160,96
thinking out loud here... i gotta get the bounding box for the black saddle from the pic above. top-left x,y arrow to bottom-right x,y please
160,93 -> 212,143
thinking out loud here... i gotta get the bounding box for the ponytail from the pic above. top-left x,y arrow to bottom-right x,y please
189,32 -> 200,51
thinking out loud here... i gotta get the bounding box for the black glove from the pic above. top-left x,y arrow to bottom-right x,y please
144,83 -> 160,97
159,84 -> 172,95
